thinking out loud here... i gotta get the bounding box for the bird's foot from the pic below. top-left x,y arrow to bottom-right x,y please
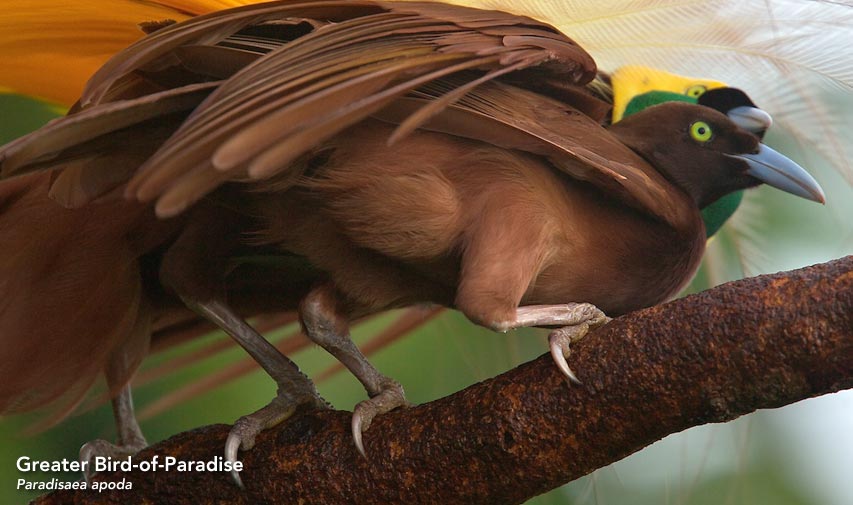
226,390 -> 328,488
546,303 -> 610,384
509,302 -> 609,383
299,283 -> 412,457
79,436 -> 147,483
352,378 -> 409,457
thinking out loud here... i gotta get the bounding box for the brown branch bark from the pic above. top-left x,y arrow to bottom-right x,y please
34,256 -> 853,505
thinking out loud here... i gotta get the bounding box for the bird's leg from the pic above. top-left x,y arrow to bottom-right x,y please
299,283 -> 408,456
79,352 -> 148,482
181,298 -> 328,487
160,203 -> 326,487
450,198 -> 609,383
510,303 -> 611,384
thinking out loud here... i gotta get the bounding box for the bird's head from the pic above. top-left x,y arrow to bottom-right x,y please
612,64 -> 772,143
698,87 -> 772,139
609,101 -> 825,209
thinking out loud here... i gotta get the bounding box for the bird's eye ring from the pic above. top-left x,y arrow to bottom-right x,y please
690,121 -> 713,142
685,84 -> 707,98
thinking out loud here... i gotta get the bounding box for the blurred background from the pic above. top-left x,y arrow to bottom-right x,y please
1,0 -> 852,502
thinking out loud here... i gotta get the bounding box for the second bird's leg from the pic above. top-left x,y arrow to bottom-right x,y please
79,352 -> 148,482
509,303 -> 611,384
299,283 -> 409,456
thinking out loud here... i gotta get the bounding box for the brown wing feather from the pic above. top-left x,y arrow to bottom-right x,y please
81,2 -> 391,105
0,82 -> 216,177
0,85 -> 214,208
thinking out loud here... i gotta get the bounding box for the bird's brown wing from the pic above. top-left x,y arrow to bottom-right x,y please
376,77 -> 692,230
0,0 -> 685,227
68,0 -> 596,217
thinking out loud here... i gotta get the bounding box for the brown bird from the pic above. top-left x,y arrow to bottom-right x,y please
0,0 -> 824,485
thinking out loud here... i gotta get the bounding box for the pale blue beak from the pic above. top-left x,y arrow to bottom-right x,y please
728,144 -> 825,203
727,106 -> 773,134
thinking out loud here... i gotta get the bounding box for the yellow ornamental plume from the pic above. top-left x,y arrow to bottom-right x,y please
0,1 -> 260,105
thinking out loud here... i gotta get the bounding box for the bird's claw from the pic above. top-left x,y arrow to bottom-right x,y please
549,327 -> 584,385
548,305 -> 611,385
225,421 -> 257,489
225,393 -> 327,487
351,380 -> 409,457
79,438 -> 146,483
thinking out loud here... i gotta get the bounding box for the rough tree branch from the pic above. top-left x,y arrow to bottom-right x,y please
35,256 -> 853,505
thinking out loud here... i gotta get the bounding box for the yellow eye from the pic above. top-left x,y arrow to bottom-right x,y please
685,84 -> 707,98
690,121 -> 713,142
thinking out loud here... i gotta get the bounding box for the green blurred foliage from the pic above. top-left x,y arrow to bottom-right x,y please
0,91 -> 850,505
0,95 -> 65,144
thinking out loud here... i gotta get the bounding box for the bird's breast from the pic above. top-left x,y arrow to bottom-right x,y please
526,177 -> 706,316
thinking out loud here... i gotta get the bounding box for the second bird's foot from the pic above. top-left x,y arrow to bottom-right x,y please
352,379 -> 409,457
226,392 -> 328,488
548,304 -> 610,384
79,437 -> 147,483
